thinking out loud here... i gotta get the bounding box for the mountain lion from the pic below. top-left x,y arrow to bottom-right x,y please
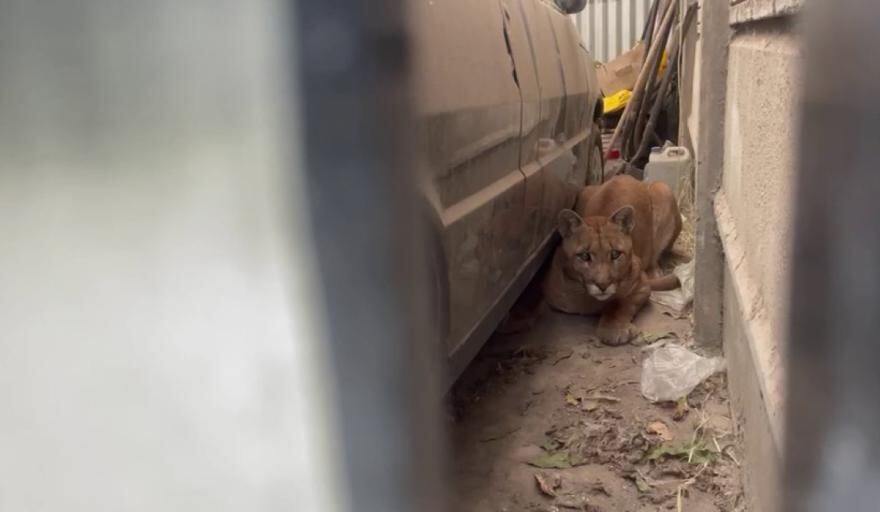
501,175 -> 681,345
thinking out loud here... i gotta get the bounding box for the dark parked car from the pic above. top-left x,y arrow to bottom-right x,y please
409,0 -> 604,383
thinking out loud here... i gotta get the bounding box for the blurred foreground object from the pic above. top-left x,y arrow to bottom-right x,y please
0,1 -> 440,511
785,0 -> 880,510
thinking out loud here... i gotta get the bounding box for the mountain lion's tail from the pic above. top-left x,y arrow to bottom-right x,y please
648,273 -> 680,291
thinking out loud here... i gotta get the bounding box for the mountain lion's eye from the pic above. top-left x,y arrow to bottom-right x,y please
578,251 -> 591,262
611,250 -> 621,260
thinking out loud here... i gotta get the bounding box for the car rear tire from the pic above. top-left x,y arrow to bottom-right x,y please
588,125 -> 605,185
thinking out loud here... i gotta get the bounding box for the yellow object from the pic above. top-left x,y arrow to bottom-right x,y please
601,49 -> 670,115
658,50 -> 668,77
603,89 -> 632,114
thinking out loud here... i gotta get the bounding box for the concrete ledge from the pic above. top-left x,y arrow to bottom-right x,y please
714,190 -> 784,450
715,190 -> 784,510
730,0 -> 801,26
722,265 -> 782,511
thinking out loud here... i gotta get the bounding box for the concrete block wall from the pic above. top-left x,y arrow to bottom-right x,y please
719,9 -> 800,512
683,1 -> 802,510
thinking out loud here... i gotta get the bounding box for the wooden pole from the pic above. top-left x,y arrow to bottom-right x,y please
634,4 -> 697,162
628,0 -> 678,158
642,0 -> 662,50
605,0 -> 677,158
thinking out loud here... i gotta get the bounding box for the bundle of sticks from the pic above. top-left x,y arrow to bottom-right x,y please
605,0 -> 697,165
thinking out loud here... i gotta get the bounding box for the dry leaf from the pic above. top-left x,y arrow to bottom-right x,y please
634,474 -> 653,493
643,331 -> 677,342
584,394 -> 620,403
624,472 -> 653,493
648,420 -> 674,441
647,440 -> 718,465
673,397 -> 690,421
528,451 -> 572,469
553,349 -> 574,365
582,399 -> 600,412
535,472 -> 562,497
586,480 -> 611,496
557,493 -> 590,509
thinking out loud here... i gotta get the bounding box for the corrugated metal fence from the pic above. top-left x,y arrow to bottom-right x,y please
575,0 -> 652,63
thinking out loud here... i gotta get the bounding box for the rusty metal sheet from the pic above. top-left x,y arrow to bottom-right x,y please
576,0 -> 652,62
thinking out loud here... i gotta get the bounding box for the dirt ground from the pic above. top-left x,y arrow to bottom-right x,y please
449,300 -> 744,512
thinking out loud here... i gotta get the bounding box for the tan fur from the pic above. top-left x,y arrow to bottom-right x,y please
543,175 -> 681,345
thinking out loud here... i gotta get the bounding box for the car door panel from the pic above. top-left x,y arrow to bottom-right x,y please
515,1 -> 589,256
410,0 -> 528,354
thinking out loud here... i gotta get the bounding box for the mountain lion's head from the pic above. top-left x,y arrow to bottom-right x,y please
557,206 -> 636,301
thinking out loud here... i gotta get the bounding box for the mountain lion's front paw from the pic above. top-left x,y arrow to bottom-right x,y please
597,323 -> 639,346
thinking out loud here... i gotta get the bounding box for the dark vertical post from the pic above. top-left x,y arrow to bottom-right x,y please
292,2 -> 444,512
693,0 -> 729,347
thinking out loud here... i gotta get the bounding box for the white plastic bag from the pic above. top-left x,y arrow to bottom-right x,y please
640,345 -> 725,402
651,259 -> 695,313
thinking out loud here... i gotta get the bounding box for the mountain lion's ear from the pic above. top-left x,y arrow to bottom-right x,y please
609,205 -> 635,235
557,209 -> 584,238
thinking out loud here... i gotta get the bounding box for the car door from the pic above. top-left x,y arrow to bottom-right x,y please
409,0 -> 528,358
511,0 -> 597,257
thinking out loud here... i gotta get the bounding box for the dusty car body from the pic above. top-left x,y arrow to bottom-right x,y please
409,0 -> 602,384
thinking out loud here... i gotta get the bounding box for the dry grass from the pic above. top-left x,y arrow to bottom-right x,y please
673,167 -> 696,260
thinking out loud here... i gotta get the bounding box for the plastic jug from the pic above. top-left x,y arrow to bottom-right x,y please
644,145 -> 691,195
